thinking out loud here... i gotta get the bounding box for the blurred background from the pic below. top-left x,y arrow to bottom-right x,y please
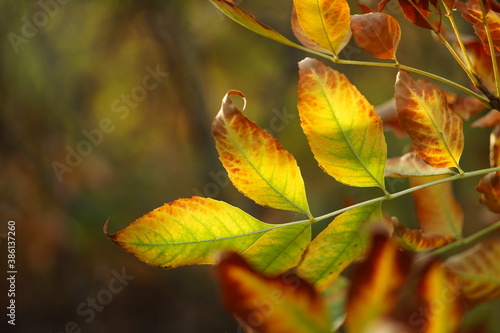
0,0 -> 497,332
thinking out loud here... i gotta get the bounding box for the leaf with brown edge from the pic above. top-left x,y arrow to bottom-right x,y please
297,203 -> 385,292
395,70 -> 464,169
444,238 -> 500,304
471,109 -> 500,128
209,0 -> 307,51
216,252 -> 331,333
416,260 -> 463,333
410,175 -> 463,238
392,217 -> 456,251
344,233 -> 413,333
105,197 -> 311,275
458,0 -> 500,54
212,90 -> 311,216
298,58 -> 387,189
291,5 -> 332,54
476,172 -> 500,213
385,152 -> 457,177
350,12 -> 401,60
293,0 -> 351,55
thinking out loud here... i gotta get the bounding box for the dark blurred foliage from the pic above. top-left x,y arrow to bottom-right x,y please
0,0 -> 498,332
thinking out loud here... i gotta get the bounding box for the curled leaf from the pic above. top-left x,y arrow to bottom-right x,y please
444,239 -> 500,304
395,70 -> 464,169
298,58 -> 387,188
385,152 -> 457,177
293,0 -> 351,55
476,172 -> 500,213
106,197 -> 311,275
350,12 -> 401,60
212,90 -> 311,216
393,217 -> 456,251
216,252 -> 331,333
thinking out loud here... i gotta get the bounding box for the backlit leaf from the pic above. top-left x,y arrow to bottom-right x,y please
298,58 -> 387,188
444,239 -> 500,304
458,0 -> 500,54
291,5 -> 332,54
297,203 -> 384,291
393,217 -> 456,251
410,175 -> 463,238
322,275 -> 349,331
344,233 -> 412,333
350,12 -> 401,60
293,0 -> 351,55
212,90 -> 311,216
106,197 -> 311,275
395,70 -> 464,169
471,109 -> 500,129
416,260 -> 463,333
444,91 -> 485,121
395,0 -> 437,30
385,152 -> 457,177
466,40 -> 500,93
216,252 -> 331,333
476,172 -> 500,213
209,0 -> 306,51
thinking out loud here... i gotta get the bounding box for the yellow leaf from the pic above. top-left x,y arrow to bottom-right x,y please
212,90 -> 311,216
291,5 -> 332,54
217,252 -> 331,333
105,197 -> 311,275
298,58 -> 387,189
344,234 -> 412,333
385,152 -> 457,177
297,203 -> 383,291
410,175 -> 463,238
444,239 -> 500,304
393,217 -> 456,251
395,70 -> 464,169
293,0 -> 351,55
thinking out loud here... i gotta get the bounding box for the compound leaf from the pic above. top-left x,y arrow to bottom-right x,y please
297,203 -> 383,291
395,70 -> 464,169
106,197 -> 311,275
217,252 -> 331,333
298,58 -> 387,189
212,90 -> 311,216
293,0 -> 351,55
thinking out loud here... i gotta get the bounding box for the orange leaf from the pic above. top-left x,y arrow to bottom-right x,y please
350,12 -> 401,60
466,40 -> 500,94
444,239 -> 500,304
212,90 -> 311,215
396,0 -> 436,30
344,233 -> 412,333
291,5 -> 332,54
476,172 -> 500,213
415,260 -> 463,333
293,0 -> 351,55
216,252 -> 331,333
393,217 -> 456,251
386,152 -> 457,177
458,0 -> 500,54
471,109 -> 500,128
410,175 -> 463,238
395,70 -> 464,169
444,91 -> 486,121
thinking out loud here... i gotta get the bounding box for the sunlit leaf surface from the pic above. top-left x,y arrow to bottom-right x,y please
385,152 -> 457,177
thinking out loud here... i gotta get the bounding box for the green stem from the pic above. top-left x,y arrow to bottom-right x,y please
313,166 -> 500,224
418,220 -> 500,260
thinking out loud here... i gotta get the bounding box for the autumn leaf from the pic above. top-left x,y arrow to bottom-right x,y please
216,252 -> 331,333
350,12 -> 401,60
444,90 -> 486,121
458,0 -> 500,54
291,5 -> 332,54
410,175 -> 463,238
395,70 -> 464,170
416,260 -> 463,333
105,197 -> 311,275
297,203 -> 384,291
476,172 -> 500,213
471,109 -> 500,128
344,233 -> 412,333
444,239 -> 500,304
212,90 -> 311,216
298,58 -> 387,189
393,217 -> 456,251
293,0 -> 351,55
322,275 -> 349,331
395,0 -> 436,29
209,0 -> 307,51
385,152 -> 457,177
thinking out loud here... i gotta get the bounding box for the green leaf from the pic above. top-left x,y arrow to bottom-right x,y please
297,203 -> 383,291
298,57 -> 387,189
212,90 -> 311,216
105,197 -> 311,275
